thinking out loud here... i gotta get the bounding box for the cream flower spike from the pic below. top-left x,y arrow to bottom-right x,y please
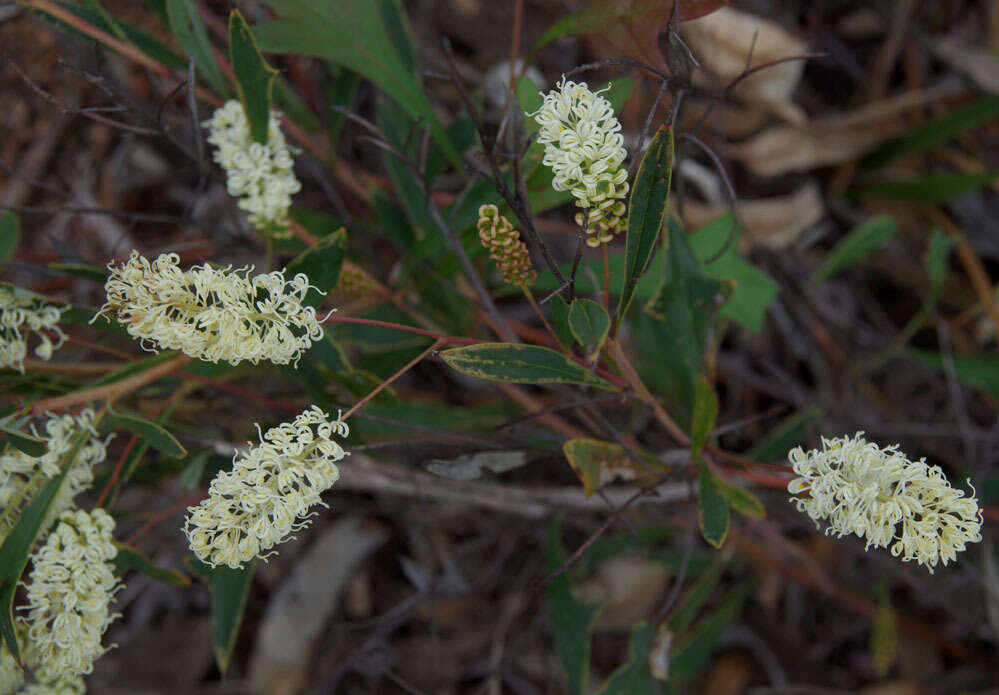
205,99 -> 301,237
0,409 -> 110,544
787,432 -> 983,572
531,77 -> 629,247
21,508 -> 122,681
98,251 -> 324,367
0,286 -> 68,373
183,406 -> 349,569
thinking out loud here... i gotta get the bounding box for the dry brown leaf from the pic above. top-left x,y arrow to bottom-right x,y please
681,7 -> 809,124
724,83 -> 964,177
680,181 -> 825,250
577,555 -> 670,631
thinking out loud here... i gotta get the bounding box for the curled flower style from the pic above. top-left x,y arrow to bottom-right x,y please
0,410 -> 109,544
788,433 -> 983,572
183,406 -> 349,569
21,509 -> 122,681
0,286 -> 68,373
531,78 -> 629,247
98,251 -> 324,366
477,204 -> 536,287
204,99 -> 301,236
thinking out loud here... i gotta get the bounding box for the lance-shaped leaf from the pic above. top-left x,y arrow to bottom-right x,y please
550,295 -> 575,348
113,543 -> 190,587
696,461 -> 729,549
689,375 -> 717,464
569,298 -> 611,354
668,582 -> 750,684
188,559 -> 257,675
546,519 -> 599,695
441,343 -> 617,391
104,411 -> 187,459
617,126 -> 673,324
166,0 -> 228,97
284,227 -> 347,306
715,477 -> 766,519
252,0 -> 460,167
0,421 -> 47,457
563,438 -> 662,498
813,214 -> 896,282
644,222 -> 731,413
229,10 -> 279,144
0,211 -> 18,260
596,621 -> 665,695
0,427 -> 92,661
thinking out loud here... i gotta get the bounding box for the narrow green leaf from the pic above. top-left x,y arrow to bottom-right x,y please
48,262 -> 109,283
187,559 -> 256,675
696,461 -> 728,549
871,582 -> 897,678
906,349 -> 999,397
229,10 -> 279,144
849,171 -> 999,204
546,518 -> 599,695
253,0 -> 460,168
666,552 -> 727,634
0,422 -> 47,457
569,298 -> 611,353
0,211 -> 19,261
0,427 -> 91,661
180,449 -> 213,490
284,227 -> 348,306
715,478 -> 766,519
618,126 -> 673,324
644,222 -> 731,413
813,214 -> 896,282
113,543 -> 190,587
550,295 -> 574,348
38,1 -> 185,69
597,622 -> 665,695
689,375 -> 717,463
668,582 -> 750,683
210,562 -> 255,674
440,343 -> 617,391
166,0 -> 229,96
862,95 -> 999,169
746,406 -> 823,463
105,411 -> 187,459
926,230 -> 956,299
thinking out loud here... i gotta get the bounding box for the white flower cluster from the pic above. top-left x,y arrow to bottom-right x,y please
532,78 -> 629,247
0,286 -> 68,373
205,100 -> 301,236
1,626 -> 86,695
183,406 -> 349,569
21,508 -> 122,681
99,251 -> 324,367
0,410 -> 109,544
788,433 -> 983,572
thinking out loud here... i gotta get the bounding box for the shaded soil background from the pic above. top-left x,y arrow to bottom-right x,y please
1,1 -> 999,693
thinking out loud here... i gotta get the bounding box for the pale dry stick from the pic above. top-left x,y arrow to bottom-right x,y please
337,454 -> 690,519
29,354 -> 192,415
